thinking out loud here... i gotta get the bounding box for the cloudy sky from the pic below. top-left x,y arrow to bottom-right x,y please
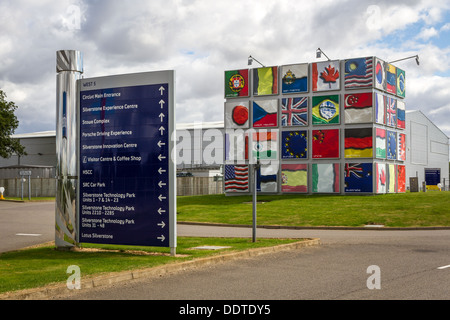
1,0 -> 450,138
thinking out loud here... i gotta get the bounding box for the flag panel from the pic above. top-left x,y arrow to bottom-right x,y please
281,97 -> 308,126
281,130 -> 308,159
386,63 -> 397,94
281,164 -> 308,193
253,66 -> 278,96
386,96 -> 397,127
344,57 -> 374,89
225,132 -> 248,162
281,63 -> 308,94
312,95 -> 340,124
312,163 -> 340,193
398,133 -> 406,161
397,100 -> 405,129
376,162 -> 386,193
224,165 -> 249,192
375,91 -> 385,125
252,130 -> 278,160
344,92 -> 373,123
225,101 -> 249,129
396,67 -> 405,98
397,165 -> 406,193
257,164 -> 278,193
375,128 -> 386,159
374,58 -> 386,91
312,129 -> 340,159
344,128 -> 373,158
225,69 -> 249,98
387,130 -> 397,160
312,60 -> 340,92
253,100 -> 278,128
344,162 -> 373,193
387,163 -> 396,193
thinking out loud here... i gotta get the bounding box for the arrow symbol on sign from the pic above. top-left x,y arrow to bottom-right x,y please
158,167 -> 166,175
158,154 -> 166,161
157,235 -> 165,242
159,99 -> 165,109
158,221 -> 166,228
158,181 -> 167,188
157,140 -> 166,148
159,126 -> 165,135
158,207 -> 166,215
159,113 -> 165,122
159,86 -> 165,95
158,194 -> 167,201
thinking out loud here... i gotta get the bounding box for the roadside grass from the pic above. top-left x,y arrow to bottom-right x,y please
177,192 -> 450,227
0,237 -> 298,294
1,197 -> 55,202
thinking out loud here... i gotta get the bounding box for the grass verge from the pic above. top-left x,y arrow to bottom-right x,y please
177,192 -> 450,227
0,237 -> 299,294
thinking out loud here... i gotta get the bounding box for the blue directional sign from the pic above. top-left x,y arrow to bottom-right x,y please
77,71 -> 176,249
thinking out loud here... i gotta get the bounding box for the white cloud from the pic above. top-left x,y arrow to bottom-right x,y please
0,0 -> 449,139
416,27 -> 439,40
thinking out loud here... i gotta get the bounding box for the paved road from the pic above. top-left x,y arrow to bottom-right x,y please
2,201 -> 450,301
0,201 -> 54,253
54,226 -> 450,300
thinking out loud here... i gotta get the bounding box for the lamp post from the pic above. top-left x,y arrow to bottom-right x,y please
316,48 -> 331,61
389,55 -> 420,65
248,55 -> 266,68
252,160 -> 260,243
247,55 -> 266,242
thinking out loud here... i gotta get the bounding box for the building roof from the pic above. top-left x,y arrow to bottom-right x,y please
12,131 -> 56,139
11,121 -> 226,139
406,110 -> 450,139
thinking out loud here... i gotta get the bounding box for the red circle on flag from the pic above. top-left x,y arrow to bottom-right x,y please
232,105 -> 248,125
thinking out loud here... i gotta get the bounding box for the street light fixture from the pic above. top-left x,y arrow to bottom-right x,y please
389,55 -> 420,65
248,55 -> 265,67
316,47 -> 331,61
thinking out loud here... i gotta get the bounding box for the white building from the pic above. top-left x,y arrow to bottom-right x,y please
405,110 -> 449,189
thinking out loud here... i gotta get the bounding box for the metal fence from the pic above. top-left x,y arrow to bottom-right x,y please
176,176 -> 223,196
0,178 -> 57,198
0,176 -> 224,198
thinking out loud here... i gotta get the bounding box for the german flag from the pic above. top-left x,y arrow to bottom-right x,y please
345,128 -> 373,158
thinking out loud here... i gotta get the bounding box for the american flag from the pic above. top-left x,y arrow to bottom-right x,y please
386,97 -> 397,127
281,97 -> 308,126
225,165 -> 249,192
345,163 -> 364,178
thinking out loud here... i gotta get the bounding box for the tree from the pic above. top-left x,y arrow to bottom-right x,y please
0,90 -> 26,158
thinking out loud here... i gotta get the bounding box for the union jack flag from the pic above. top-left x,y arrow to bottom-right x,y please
386,96 -> 397,127
345,163 -> 364,178
281,97 -> 308,126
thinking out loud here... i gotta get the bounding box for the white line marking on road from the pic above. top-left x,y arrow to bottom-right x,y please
15,233 -> 42,237
437,265 -> 450,270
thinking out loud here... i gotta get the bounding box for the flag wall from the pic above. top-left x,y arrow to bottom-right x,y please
224,56 -> 406,195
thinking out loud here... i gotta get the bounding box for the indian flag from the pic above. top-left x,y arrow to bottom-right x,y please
252,131 -> 278,160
